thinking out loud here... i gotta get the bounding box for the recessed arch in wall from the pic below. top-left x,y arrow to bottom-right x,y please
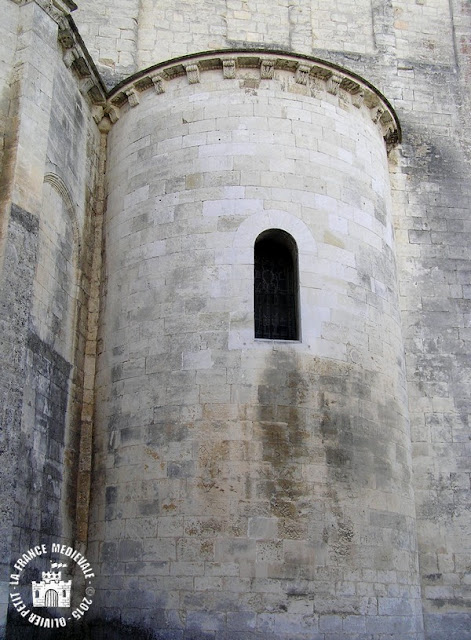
43,172 -> 81,257
32,172 -> 81,363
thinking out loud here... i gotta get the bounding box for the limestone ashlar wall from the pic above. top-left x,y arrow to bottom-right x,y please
0,0 -> 20,215
73,0 -> 456,90
90,53 -> 424,639
0,0 -> 103,635
71,0 -> 140,89
388,1 -> 471,636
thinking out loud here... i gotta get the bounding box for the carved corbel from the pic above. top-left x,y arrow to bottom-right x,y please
352,90 -> 364,109
125,88 -> 140,107
326,73 -> 343,96
223,58 -> 236,79
63,46 -> 80,69
57,17 -> 74,49
185,64 -> 200,85
105,104 -> 120,124
93,103 -> 119,126
380,112 -> 394,139
371,106 -> 385,124
383,121 -> 395,139
150,73 -> 165,94
92,106 -> 105,125
385,129 -> 399,154
295,64 -> 311,85
260,58 -> 276,79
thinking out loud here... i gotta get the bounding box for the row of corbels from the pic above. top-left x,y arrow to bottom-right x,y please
106,54 -> 398,148
50,0 -> 398,147
57,15 -> 107,107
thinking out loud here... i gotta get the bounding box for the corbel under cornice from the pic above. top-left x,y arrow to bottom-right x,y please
104,51 -> 401,151
57,15 -> 107,107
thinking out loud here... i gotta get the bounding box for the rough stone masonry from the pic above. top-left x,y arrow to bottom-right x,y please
0,1 -> 470,639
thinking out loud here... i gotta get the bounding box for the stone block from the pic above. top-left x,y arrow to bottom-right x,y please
248,517 -> 278,539
118,539 -> 143,562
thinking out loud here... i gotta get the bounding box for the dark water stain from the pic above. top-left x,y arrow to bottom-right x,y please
18,332 -> 72,539
256,350 -> 308,517
255,348 -> 411,567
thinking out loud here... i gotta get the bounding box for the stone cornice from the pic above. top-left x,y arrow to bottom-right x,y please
105,51 -> 401,150
57,15 -> 107,107
11,0 -> 77,21
13,1 -> 105,108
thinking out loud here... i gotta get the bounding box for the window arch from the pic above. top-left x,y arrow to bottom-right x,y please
254,229 -> 299,340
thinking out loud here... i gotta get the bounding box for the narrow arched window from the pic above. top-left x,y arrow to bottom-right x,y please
254,229 -> 299,340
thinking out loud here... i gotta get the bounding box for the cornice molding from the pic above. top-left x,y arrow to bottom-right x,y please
57,15 -> 106,107
11,0 -> 77,21
104,51 -> 400,150
11,2 -> 104,109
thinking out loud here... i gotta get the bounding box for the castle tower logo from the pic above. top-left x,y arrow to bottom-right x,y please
9,543 -> 95,630
32,563 -> 72,608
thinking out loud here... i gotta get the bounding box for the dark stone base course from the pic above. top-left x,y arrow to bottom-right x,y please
3,614 -> 426,640
2,607 -> 432,640
5,613 -> 88,640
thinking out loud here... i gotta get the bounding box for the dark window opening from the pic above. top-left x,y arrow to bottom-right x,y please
254,229 -> 299,340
